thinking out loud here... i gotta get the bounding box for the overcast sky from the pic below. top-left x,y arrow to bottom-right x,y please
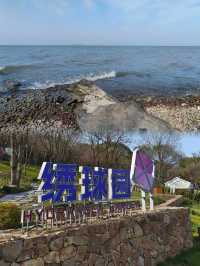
0,0 -> 200,45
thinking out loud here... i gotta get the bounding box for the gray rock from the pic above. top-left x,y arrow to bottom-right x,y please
0,240 -> 23,262
43,251 -> 60,264
49,237 -> 63,251
3,80 -> 21,92
60,246 -> 76,261
64,236 -> 88,246
0,260 -> 10,266
78,101 -> 171,133
138,256 -> 145,266
21,258 -> 44,266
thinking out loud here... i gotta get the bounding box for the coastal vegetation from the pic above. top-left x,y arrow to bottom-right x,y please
0,128 -> 199,266
158,239 -> 200,266
0,202 -> 21,230
0,129 -> 200,192
0,129 -> 200,264
157,197 -> 200,266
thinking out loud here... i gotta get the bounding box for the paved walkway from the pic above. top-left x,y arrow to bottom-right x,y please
0,190 -> 37,204
158,194 -> 183,208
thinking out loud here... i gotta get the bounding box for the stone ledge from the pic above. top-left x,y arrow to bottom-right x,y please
0,207 -> 193,266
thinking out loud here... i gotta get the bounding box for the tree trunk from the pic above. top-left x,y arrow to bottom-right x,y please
16,144 -> 22,188
10,133 -> 18,187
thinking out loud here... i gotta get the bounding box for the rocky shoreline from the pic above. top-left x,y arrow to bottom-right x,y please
0,80 -> 171,133
140,96 -> 200,131
0,80 -> 200,132
114,94 -> 200,132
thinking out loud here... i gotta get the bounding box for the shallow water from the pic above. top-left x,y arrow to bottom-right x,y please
0,45 -> 200,96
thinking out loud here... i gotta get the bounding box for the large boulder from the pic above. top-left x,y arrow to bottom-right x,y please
74,82 -> 171,132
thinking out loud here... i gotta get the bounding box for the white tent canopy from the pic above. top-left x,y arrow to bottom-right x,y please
165,177 -> 193,193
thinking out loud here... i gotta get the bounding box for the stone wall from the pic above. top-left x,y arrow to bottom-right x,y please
0,207 -> 193,266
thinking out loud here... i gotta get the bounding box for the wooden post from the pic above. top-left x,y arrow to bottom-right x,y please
108,169 -> 112,200
150,193 -> 154,211
141,190 -> 146,211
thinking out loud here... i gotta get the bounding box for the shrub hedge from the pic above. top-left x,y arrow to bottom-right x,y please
0,203 -> 21,230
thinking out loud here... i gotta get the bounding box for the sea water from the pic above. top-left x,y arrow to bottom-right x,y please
0,45 -> 200,96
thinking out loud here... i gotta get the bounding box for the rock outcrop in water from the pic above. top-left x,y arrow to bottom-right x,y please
3,80 -> 22,93
0,80 -> 171,132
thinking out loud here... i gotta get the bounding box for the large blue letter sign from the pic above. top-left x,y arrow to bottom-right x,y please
80,167 -> 108,201
38,162 -> 55,202
38,163 -> 132,203
80,166 -> 93,200
38,162 -> 77,203
54,164 -> 77,202
92,168 -> 108,201
112,169 -> 131,199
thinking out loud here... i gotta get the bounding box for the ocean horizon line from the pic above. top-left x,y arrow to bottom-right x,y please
0,44 -> 200,47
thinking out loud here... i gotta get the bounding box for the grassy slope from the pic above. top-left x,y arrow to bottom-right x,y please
190,203 -> 200,237
0,160 -> 40,191
159,199 -> 200,266
158,239 -> 200,266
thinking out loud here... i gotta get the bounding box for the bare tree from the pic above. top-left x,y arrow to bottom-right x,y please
8,127 -> 31,187
138,131 -> 182,184
30,127 -> 80,163
83,127 -> 131,169
10,132 -> 18,187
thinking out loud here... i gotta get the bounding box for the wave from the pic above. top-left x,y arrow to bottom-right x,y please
0,64 -> 35,75
0,68 -> 151,91
68,70 -> 150,82
63,71 -> 116,84
18,70 -> 151,90
116,71 -> 151,78
25,71 -> 117,90
82,71 -> 116,82
0,66 -> 6,72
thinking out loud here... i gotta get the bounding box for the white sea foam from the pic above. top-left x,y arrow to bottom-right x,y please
83,71 -> 116,81
27,71 -> 116,90
66,71 -> 116,84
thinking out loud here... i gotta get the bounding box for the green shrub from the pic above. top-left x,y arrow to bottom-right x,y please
191,209 -> 200,216
181,197 -> 193,207
154,196 -> 165,205
158,239 -> 200,266
180,190 -> 200,202
193,191 -> 200,202
0,203 -> 21,230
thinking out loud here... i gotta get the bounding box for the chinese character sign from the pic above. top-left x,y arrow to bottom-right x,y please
79,166 -> 108,201
110,169 -> 131,200
37,149 -> 155,204
38,163 -> 77,203
38,163 -> 131,203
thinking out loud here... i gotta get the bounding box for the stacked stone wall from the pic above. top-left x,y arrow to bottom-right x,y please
0,207 -> 193,266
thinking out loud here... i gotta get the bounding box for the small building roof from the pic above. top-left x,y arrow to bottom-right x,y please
165,177 -> 193,189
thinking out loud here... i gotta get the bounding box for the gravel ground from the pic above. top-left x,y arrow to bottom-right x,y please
146,105 -> 200,131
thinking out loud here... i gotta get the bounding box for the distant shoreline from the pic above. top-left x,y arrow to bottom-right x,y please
1,44 -> 200,47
